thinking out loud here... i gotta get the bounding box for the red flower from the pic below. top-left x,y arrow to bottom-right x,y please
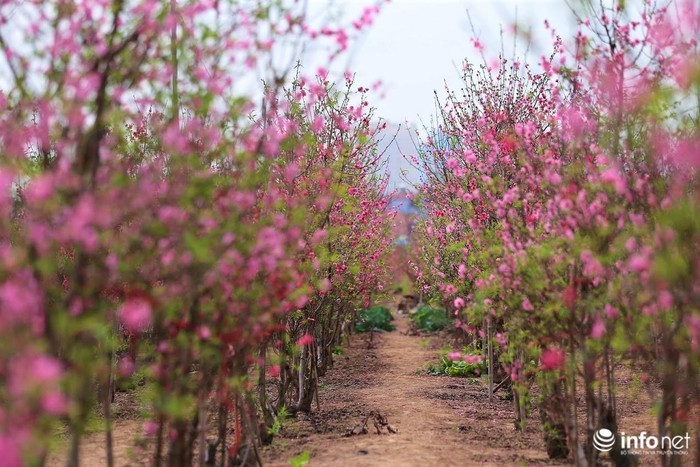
562,285 -> 577,310
268,365 -> 281,378
541,348 -> 566,371
296,334 -> 313,347
119,298 -> 152,333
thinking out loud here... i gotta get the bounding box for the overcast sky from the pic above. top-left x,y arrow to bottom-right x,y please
0,0 -> 580,190
304,0 -> 579,189
308,0 -> 578,126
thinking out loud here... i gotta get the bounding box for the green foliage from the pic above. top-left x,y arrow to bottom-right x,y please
427,356 -> 487,377
354,306 -> 395,333
410,306 -> 451,332
115,366 -> 147,392
289,450 -> 311,467
267,406 -> 289,436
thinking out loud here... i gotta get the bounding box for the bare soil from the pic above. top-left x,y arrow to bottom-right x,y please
48,312 -> 692,466
261,314 -> 562,467
47,393 -> 150,467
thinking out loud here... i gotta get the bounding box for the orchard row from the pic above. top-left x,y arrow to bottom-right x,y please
411,2 -> 700,466
0,1 -> 392,466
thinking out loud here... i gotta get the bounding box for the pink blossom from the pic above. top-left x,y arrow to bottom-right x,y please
600,167 -> 627,194
32,355 -> 63,383
162,123 -> 188,153
674,136 -> 700,169
522,298 -> 534,311
447,352 -> 462,361
627,255 -> 650,273
604,304 -> 620,319
463,150 -> 476,164
296,334 -> 313,347
295,295 -> 309,308
540,348 -> 566,371
464,354 -> 483,364
495,333 -> 507,346
558,198 -> 574,211
687,315 -> 700,350
629,212 -> 645,227
581,250 -> 605,279
310,229 -> 328,245
318,278 -> 331,293
658,290 -> 673,311
311,116 -> 325,133
41,391 -> 69,415
268,365 -> 281,378
198,326 -> 212,340
546,171 -> 562,185
119,298 -> 152,333
642,304 -> 658,316
590,319 -> 606,339
453,297 -> 465,309
0,435 -> 23,467
25,174 -> 56,203
118,357 -> 135,377
143,420 -> 158,436
458,263 -> 467,280
0,270 -> 44,333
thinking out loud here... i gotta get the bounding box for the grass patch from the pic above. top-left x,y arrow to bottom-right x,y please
410,306 -> 451,332
290,451 -> 311,467
418,337 -> 432,349
427,356 -> 487,377
355,306 -> 395,333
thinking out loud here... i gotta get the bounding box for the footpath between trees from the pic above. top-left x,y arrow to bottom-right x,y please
48,312 -> 661,466
262,314 -> 559,466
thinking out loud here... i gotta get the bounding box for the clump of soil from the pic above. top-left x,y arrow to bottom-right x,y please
261,315 -> 559,466
343,411 -> 398,436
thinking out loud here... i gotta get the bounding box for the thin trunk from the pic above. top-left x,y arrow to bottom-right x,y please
104,379 -> 114,467
296,346 -> 306,409
197,395 -> 207,467
584,357 -> 597,466
218,403 -> 228,467
569,337 -> 585,467
487,317 -> 494,403
67,431 -> 80,467
312,342 -> 320,411
104,322 -> 118,467
154,415 -> 164,467
257,343 -> 273,429
67,381 -> 91,467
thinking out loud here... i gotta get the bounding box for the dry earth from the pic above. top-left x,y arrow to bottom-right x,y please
261,314 -> 562,467
49,312 -> 693,466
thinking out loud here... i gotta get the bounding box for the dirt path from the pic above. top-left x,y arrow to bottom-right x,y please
44,313 -> 671,466
47,313 -> 565,466
262,314 -> 560,466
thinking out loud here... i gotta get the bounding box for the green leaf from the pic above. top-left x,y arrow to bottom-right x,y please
184,232 -> 214,263
290,451 -> 311,467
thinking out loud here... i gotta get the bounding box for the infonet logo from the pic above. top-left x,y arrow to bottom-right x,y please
593,429 -> 691,454
592,428 -> 615,452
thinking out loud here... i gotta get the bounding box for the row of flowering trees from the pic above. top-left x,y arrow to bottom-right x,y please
412,1 -> 699,465
0,0 -> 392,466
